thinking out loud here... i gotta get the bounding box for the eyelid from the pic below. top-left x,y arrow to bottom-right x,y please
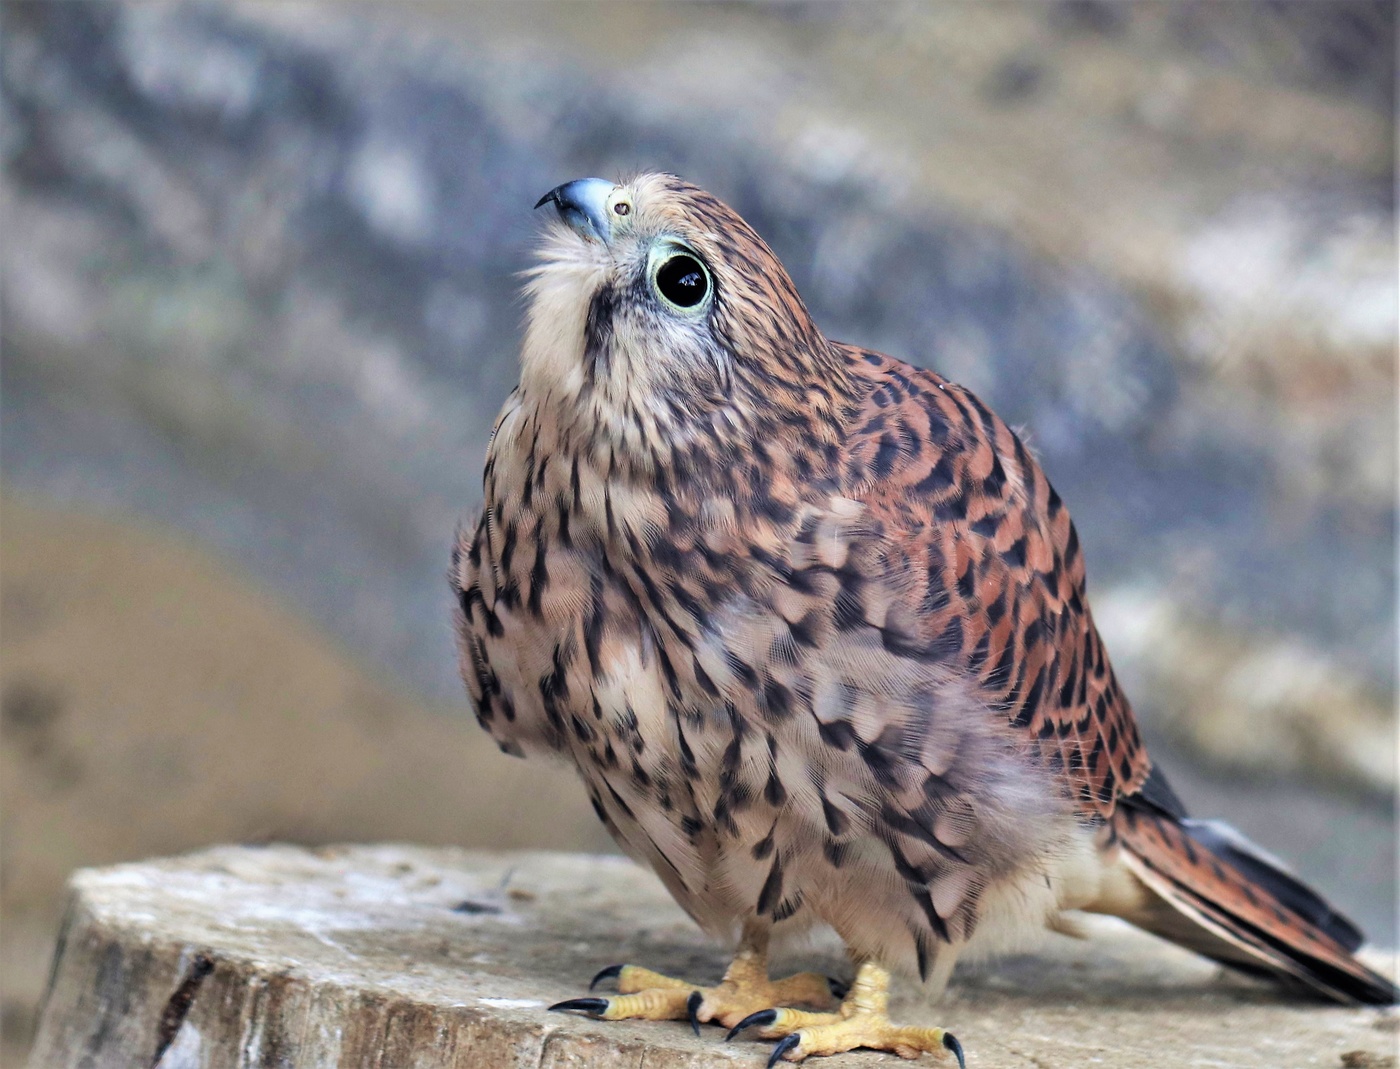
656,238 -> 698,259
650,239 -> 708,275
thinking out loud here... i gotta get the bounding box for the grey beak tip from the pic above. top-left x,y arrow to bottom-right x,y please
534,178 -> 615,242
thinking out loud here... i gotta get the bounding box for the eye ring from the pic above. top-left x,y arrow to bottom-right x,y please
652,251 -> 711,311
607,190 -> 633,219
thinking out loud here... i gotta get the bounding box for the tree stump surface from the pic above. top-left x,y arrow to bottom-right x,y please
28,845 -> 1397,1068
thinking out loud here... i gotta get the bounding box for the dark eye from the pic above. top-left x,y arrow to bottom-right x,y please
655,253 -> 709,309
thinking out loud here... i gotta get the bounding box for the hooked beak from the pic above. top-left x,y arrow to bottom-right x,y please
535,177 -> 616,244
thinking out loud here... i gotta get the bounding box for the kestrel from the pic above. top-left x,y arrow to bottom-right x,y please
452,174 -> 1394,1064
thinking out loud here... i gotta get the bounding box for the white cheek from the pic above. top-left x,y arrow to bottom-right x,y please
520,236 -> 607,400
520,238 -> 732,453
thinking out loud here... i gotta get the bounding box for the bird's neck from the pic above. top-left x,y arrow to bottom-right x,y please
494,344 -> 858,562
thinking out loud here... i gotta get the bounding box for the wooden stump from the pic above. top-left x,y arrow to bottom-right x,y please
28,845 -> 1396,1067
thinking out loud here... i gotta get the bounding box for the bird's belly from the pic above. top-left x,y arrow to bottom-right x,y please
463,559 -> 757,927
570,637 -> 788,932
465,509 -> 1101,963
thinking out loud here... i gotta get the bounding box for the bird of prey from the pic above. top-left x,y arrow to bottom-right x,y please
452,173 -> 1394,1064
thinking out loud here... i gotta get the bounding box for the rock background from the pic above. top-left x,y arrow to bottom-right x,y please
1,3 -> 1394,1065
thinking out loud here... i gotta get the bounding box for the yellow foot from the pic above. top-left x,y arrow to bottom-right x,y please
548,928 -> 841,1034
724,962 -> 964,1067
548,961 -> 842,1034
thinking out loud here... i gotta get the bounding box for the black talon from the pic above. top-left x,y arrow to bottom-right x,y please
589,964 -> 624,991
686,990 -> 704,1036
767,1033 -> 801,1068
725,1008 -> 778,1041
548,997 -> 610,1018
942,1032 -> 966,1069
826,976 -> 848,1000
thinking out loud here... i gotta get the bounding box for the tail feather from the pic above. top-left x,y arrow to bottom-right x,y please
1111,804 -> 1395,1006
1179,817 -> 1365,953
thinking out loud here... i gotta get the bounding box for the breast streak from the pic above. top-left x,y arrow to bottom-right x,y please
463,428 -> 740,929
466,425 -> 1105,971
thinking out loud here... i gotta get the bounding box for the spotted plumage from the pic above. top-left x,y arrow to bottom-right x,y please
452,173 -> 1392,1060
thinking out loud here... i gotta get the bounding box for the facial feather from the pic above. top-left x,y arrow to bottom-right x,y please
520,175 -> 851,487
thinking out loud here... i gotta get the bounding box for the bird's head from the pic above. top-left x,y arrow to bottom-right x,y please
520,173 -> 850,474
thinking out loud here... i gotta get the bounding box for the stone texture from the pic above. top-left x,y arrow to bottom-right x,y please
29,845 -> 1400,1068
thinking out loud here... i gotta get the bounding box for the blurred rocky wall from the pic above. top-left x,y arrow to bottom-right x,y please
1,1 -> 1395,1061
5,0 -> 1393,783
